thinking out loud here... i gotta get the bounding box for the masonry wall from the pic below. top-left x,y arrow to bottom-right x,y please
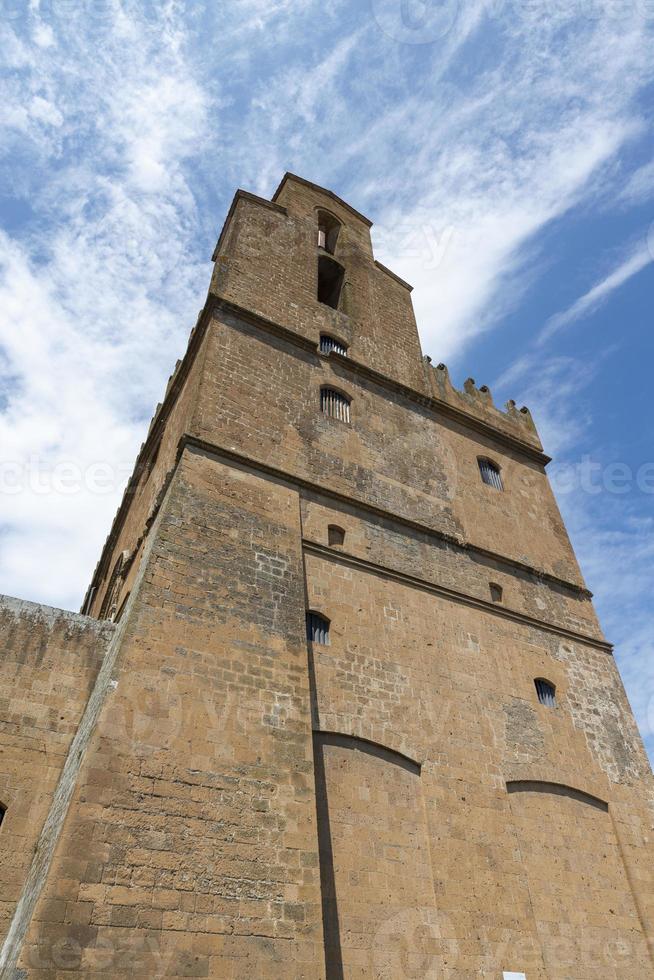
304,548 -> 654,977
13,450 -> 325,979
0,599 -> 114,942
4,175 -> 653,980
191,310 -> 588,589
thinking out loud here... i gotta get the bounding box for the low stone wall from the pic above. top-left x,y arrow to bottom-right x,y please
0,597 -> 114,944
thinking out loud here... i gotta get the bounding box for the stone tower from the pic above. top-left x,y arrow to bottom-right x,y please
0,174 -> 653,979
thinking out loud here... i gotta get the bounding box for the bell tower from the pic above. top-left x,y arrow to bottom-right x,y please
1,174 -> 653,979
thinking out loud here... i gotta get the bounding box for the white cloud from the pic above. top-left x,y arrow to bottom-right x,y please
362,2 -> 654,362
0,4 -> 212,608
493,350 -> 654,760
28,95 -> 63,127
538,242 -> 652,344
619,157 -> 654,205
0,0 -> 653,636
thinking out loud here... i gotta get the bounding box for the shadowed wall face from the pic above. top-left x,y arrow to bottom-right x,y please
507,785 -> 652,979
0,600 -> 113,941
315,734 -> 435,978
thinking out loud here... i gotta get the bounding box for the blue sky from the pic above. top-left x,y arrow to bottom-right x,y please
0,0 -> 652,761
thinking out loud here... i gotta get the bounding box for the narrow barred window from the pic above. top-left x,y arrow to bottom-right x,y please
478,458 -> 503,491
0,804 -> 5,828
307,612 -> 330,645
321,388 -> 351,423
535,679 -> 556,708
320,335 -> 348,356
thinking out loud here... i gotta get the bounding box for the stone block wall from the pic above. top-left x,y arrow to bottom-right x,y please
303,546 -> 653,977
11,451 -> 325,979
0,599 -> 114,942
2,174 -> 652,979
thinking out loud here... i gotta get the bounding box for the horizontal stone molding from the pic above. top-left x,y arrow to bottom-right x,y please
182,437 -> 601,619
303,539 -> 611,652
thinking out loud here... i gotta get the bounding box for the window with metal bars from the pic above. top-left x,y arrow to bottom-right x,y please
307,612 -> 330,645
321,387 -> 351,423
478,458 -> 503,490
535,678 -> 556,708
320,335 -> 348,356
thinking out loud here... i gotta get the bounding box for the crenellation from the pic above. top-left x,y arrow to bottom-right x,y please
1,173 -> 652,979
427,360 -> 543,451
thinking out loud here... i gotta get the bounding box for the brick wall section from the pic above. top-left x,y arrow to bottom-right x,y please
87,321 -> 211,621
300,494 -> 603,641
508,787 -> 651,980
15,450 -> 324,979
0,599 -> 114,942
191,310 -> 586,587
424,359 -> 544,451
304,550 -> 654,977
211,180 -> 426,392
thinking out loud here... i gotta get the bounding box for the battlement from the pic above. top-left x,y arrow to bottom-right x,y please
423,358 -> 543,453
3,172 -> 653,980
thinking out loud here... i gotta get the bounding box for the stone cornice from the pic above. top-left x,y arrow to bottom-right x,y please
373,260 -> 413,292
182,436 -> 594,602
272,172 -> 374,228
302,539 -> 611,654
213,298 -> 551,465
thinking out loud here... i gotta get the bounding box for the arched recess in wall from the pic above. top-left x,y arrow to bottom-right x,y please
317,255 -> 346,310
313,731 -> 433,979
505,780 -> 651,975
99,549 -> 132,621
316,209 -> 342,255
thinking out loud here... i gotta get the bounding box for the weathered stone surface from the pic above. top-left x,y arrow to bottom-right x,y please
0,599 -> 114,940
0,173 -> 652,978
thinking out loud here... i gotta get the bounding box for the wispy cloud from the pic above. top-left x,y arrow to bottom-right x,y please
0,0 -> 653,635
538,241 -> 652,344
494,350 -> 654,761
0,4 -> 212,607
367,0 -> 654,359
619,157 -> 654,205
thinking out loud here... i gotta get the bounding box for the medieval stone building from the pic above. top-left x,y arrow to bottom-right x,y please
0,174 -> 652,979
